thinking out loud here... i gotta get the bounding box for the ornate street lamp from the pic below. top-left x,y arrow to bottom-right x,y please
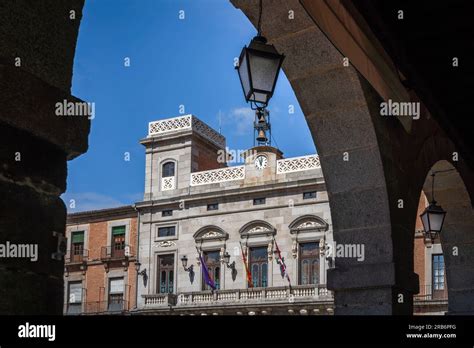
236,35 -> 285,108
236,0 -> 284,146
420,173 -> 447,242
181,255 -> 195,283
135,261 -> 148,287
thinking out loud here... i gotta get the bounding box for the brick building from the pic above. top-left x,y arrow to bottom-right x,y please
64,206 -> 138,314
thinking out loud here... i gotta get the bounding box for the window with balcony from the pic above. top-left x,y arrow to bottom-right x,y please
157,254 -> 174,294
158,226 -> 176,238
202,250 -> 220,290
108,277 -> 124,312
298,242 -> 320,285
71,231 -> 84,262
432,254 -> 446,299
111,226 -> 126,258
161,161 -> 176,191
249,246 -> 268,288
67,281 -> 83,314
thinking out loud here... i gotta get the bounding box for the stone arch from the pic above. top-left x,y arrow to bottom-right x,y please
421,160 -> 474,315
193,225 -> 229,243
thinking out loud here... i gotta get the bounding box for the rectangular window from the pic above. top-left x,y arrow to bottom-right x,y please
111,226 -> 126,258
157,254 -> 175,294
158,226 -> 176,237
303,191 -> 317,199
71,231 -> 84,262
67,281 -> 82,315
207,203 -> 219,211
253,198 -> 266,205
108,277 -> 124,312
249,246 -> 268,288
298,242 -> 320,285
202,250 -> 220,290
162,210 -> 173,217
432,254 -> 446,299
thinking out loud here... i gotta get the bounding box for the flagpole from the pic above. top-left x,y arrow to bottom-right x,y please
239,241 -> 253,288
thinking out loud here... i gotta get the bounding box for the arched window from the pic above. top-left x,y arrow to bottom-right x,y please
162,162 -> 175,178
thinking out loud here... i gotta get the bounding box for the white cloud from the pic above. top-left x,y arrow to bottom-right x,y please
61,192 -> 128,213
222,107 -> 254,135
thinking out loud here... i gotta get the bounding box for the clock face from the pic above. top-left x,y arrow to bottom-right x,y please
254,155 -> 268,169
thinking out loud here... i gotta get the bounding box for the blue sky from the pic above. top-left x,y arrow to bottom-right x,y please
63,0 -> 316,212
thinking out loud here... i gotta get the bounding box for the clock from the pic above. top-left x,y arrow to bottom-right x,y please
254,155 -> 268,169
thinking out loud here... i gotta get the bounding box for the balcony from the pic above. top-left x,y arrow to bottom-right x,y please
100,244 -> 133,260
414,284 -> 448,302
414,285 -> 448,315
65,249 -> 89,264
143,285 -> 332,310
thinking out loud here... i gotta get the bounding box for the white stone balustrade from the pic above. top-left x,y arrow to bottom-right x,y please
276,154 -> 321,174
190,166 -> 245,186
148,115 -> 226,149
142,285 -> 332,308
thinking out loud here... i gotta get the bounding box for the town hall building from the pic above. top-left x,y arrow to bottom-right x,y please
63,115 -> 447,315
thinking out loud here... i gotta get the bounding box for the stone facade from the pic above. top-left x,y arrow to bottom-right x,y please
134,115 -> 334,315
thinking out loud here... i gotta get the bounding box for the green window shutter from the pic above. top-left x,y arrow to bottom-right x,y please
112,226 -> 126,236
71,231 -> 84,243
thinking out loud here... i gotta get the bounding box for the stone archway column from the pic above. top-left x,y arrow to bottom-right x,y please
231,0 -> 418,314
0,0 -> 89,314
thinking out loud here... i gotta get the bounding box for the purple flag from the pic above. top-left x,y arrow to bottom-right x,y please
199,252 -> 216,290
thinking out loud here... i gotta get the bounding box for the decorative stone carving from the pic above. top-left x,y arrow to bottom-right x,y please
155,240 -> 176,248
276,155 -> 320,174
292,241 -> 298,258
267,242 -> 273,261
319,238 -> 327,257
248,226 -> 270,234
161,176 -> 175,191
190,166 -> 245,186
202,231 -> 221,239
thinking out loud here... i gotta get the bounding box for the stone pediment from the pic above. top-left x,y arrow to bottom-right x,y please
193,226 -> 228,242
289,215 -> 328,233
239,220 -> 276,238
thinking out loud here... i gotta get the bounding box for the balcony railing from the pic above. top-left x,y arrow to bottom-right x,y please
100,244 -> 133,260
148,115 -> 226,149
414,284 -> 448,302
65,249 -> 89,264
143,285 -> 332,308
276,155 -> 320,174
190,165 -> 245,186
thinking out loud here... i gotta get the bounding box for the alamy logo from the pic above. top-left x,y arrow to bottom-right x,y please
0,241 -> 38,261
380,99 -> 420,120
324,241 -> 365,262
55,99 -> 95,120
18,322 -> 55,341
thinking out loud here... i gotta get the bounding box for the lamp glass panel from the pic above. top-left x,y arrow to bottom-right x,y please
238,52 -> 251,99
421,211 -> 430,232
248,53 -> 280,94
429,211 -> 445,232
